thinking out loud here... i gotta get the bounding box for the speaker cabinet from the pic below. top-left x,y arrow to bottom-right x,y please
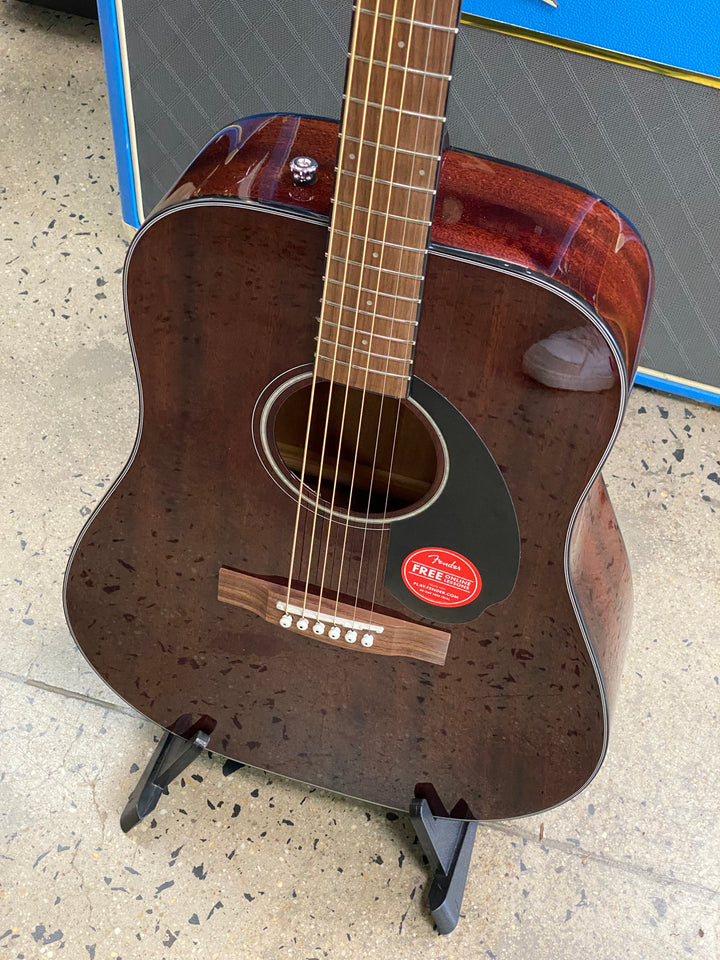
100,1 -> 720,403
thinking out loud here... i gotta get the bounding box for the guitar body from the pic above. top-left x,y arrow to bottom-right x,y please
64,115 -> 651,819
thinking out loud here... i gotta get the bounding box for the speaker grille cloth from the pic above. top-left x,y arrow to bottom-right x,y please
121,0 -> 720,389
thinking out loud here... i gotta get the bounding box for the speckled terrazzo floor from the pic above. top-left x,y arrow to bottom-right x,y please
1,2 -> 719,957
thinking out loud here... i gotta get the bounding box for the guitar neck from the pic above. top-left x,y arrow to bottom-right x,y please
316,0 -> 461,398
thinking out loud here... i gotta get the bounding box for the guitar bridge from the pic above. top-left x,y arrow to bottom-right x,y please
218,567 -> 449,666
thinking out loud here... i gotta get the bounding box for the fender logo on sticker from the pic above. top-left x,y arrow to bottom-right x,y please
401,547 -> 482,607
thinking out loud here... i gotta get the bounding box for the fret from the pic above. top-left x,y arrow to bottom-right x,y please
324,268 -> 422,302
355,7 -> 459,33
327,237 -> 426,278
338,170 -> 435,194
333,194 -> 433,226
340,136 -> 440,161
327,254 -> 425,281
345,61 -> 450,117
315,354 -> 411,380
342,103 -> 445,157
333,201 -> 431,226
323,278 -> 421,304
357,0 -> 459,18
322,300 -> 418,324
330,229 -> 428,254
345,97 -> 446,123
318,319 -> 417,343
334,170 -> 434,216
350,54 -> 452,81
332,208 -> 433,251
354,14 -> 458,78
339,154 -> 437,190
319,316 -> 416,346
317,338 -> 414,362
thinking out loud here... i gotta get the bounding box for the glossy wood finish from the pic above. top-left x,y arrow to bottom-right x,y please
570,475 -> 633,718
155,114 -> 651,378
65,116 -> 651,819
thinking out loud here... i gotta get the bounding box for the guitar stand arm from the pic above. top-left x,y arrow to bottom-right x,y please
120,715 -> 212,833
409,791 -> 478,935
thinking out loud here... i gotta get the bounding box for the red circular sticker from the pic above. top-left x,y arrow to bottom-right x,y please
401,547 -> 482,608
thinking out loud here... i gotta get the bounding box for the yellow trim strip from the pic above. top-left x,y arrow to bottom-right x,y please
460,14 -> 720,90
636,366 -> 720,399
114,0 -> 146,220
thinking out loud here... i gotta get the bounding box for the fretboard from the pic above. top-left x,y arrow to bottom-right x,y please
316,0 -> 461,398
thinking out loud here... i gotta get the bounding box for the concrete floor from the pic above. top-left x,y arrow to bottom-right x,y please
1,1 -> 718,957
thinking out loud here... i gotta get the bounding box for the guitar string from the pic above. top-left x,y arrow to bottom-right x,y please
333,0 -> 455,631
313,0 -> 405,625
355,0 -> 433,624
284,0 -> 453,632
370,0 -> 457,572
282,1 -> 368,618
363,0 -> 457,623
296,0 -> 387,622
333,0 -> 425,627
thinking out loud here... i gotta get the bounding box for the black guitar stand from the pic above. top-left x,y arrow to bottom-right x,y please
121,725 -> 477,934
120,715 -> 214,833
410,783 -> 478,934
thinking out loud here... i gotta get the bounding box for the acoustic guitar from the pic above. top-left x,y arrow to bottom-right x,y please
65,0 -> 652,820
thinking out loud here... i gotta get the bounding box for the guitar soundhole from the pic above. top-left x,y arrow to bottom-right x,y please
268,377 -> 442,520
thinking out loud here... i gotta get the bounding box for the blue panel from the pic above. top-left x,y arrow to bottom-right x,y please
96,0 -> 141,228
463,0 -> 720,79
634,371 -> 720,408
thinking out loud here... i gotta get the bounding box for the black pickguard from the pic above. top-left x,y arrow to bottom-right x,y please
385,377 -> 520,624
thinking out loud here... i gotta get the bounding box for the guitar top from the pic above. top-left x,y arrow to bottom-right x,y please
64,0 -> 651,820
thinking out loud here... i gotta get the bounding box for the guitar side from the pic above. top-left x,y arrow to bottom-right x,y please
64,115 -> 650,819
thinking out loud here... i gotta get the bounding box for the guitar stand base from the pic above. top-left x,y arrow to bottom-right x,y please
120,715 -> 212,833
410,786 -> 478,934
120,729 -> 476,933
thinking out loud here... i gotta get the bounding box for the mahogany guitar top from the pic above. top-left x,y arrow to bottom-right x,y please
64,109 -> 650,820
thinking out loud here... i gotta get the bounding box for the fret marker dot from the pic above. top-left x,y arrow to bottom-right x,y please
372,252 -> 379,258
366,300 -> 372,306
419,169 -> 426,176
362,339 -> 368,346
398,40 -> 405,48
349,153 -> 356,160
